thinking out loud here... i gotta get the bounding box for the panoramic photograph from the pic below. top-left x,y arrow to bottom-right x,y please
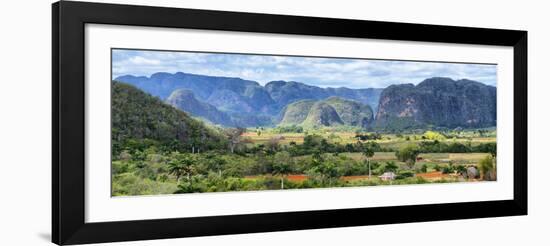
111,49 -> 497,196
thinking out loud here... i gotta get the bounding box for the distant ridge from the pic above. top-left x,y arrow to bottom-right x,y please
116,72 -> 382,127
166,89 -> 234,127
116,73 -> 496,130
375,77 -> 496,129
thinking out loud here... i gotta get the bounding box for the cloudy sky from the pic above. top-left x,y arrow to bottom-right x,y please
112,49 -> 497,88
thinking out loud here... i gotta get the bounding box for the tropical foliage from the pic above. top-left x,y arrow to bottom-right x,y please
111,81 -> 498,196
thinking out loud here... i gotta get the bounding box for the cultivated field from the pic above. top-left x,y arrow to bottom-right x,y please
243,130 -> 495,148
112,128 -> 496,195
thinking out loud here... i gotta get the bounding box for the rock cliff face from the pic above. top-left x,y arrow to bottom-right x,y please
375,77 -> 496,129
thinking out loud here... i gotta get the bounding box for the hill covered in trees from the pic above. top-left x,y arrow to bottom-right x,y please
111,81 -> 227,154
279,97 -> 374,128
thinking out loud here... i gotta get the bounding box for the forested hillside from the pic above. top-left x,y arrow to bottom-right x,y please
111,81 -> 227,154
279,97 -> 374,128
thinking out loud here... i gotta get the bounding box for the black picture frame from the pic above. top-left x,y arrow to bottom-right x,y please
52,1 -> 527,245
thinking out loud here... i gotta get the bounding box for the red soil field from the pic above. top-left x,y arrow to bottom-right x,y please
245,174 -> 372,182
287,174 -> 308,182
415,171 -> 449,180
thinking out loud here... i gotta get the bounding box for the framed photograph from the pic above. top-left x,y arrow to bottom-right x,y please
52,1 -> 527,245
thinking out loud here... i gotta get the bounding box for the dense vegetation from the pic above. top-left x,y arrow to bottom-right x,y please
111,80 -> 497,196
111,81 -> 227,156
112,125 -> 497,195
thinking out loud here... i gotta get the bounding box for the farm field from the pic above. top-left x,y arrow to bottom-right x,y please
244,171 -> 461,184
112,127 -> 497,196
243,130 -> 495,148
341,152 -> 490,165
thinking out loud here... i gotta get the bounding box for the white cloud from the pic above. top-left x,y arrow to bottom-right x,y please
112,49 -> 497,88
128,56 -> 161,65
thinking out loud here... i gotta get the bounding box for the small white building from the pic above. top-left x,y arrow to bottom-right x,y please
379,172 -> 396,181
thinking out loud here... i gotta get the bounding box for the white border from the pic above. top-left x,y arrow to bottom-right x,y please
85,24 -> 514,223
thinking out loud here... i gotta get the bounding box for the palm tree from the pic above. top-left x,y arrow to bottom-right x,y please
396,144 -> 420,170
362,141 -> 376,179
205,154 -> 226,177
273,151 -> 293,189
384,161 -> 398,173
168,153 -> 196,186
272,162 -> 292,189
318,161 -> 339,186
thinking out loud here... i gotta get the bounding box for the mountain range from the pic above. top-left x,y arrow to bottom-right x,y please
116,72 -> 382,127
115,72 -> 496,130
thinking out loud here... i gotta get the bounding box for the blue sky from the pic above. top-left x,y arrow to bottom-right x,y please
112,49 -> 497,88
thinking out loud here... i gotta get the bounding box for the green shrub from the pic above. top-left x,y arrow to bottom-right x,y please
396,170 -> 415,180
